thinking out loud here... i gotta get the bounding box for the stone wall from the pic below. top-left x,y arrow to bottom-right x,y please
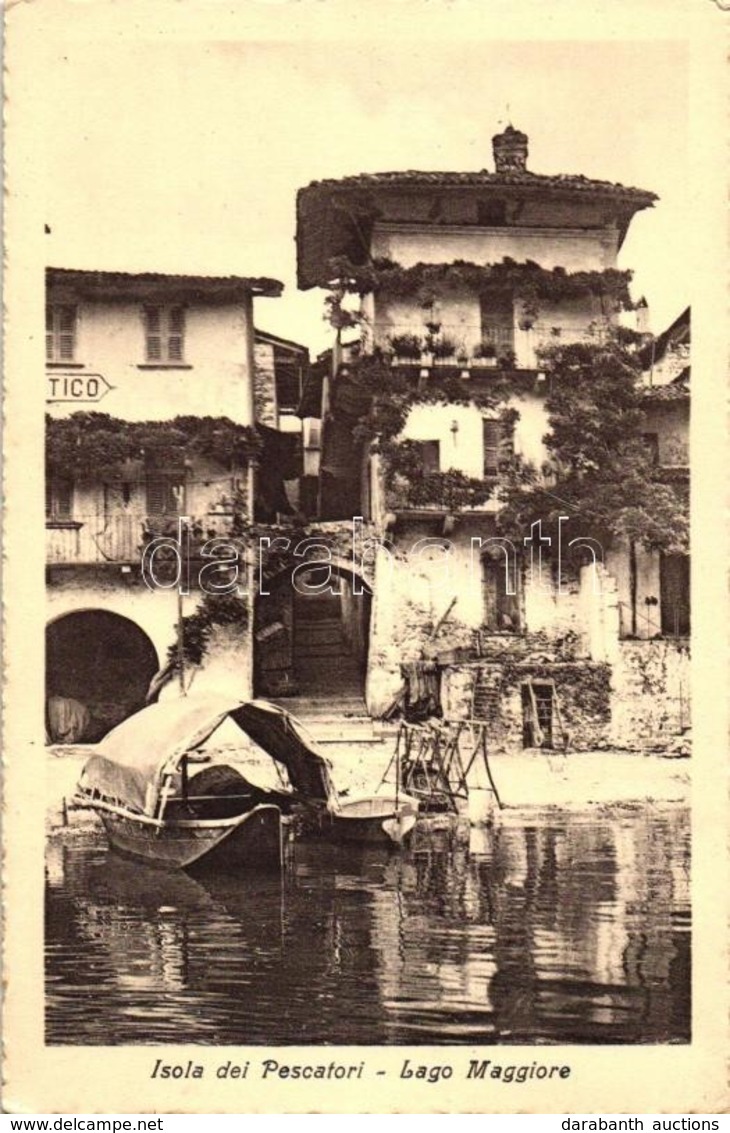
610,639 -> 691,749
365,521 -> 591,716
441,659 -> 612,752
440,638 -> 690,753
46,569 -> 255,733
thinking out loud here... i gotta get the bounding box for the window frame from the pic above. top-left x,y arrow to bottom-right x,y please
479,292 -> 515,354
481,552 -> 522,633
482,416 -> 515,478
46,304 -> 77,363
418,439 -> 441,475
142,304 -> 187,366
45,477 -> 75,524
659,552 -> 690,637
144,474 -> 186,519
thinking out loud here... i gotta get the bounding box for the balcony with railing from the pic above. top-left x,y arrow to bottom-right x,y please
46,511 -> 237,566
365,318 -> 611,371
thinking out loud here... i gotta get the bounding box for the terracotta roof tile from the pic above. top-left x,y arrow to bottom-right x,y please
302,169 -> 657,202
47,267 -> 283,299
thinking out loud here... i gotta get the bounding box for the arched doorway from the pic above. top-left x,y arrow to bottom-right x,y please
46,610 -> 159,743
254,566 -> 372,708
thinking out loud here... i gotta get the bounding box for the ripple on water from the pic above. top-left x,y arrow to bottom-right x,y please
45,808 -> 690,1045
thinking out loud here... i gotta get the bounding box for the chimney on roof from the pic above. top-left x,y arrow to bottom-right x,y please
492,125 -> 529,173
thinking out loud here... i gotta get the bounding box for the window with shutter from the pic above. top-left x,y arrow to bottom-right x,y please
419,440 -> 440,474
145,476 -> 185,517
144,305 -> 186,363
167,307 -> 185,361
480,292 -> 514,353
46,305 -> 77,362
46,478 -> 73,520
660,553 -> 690,636
642,432 -> 660,465
482,557 -> 521,631
483,418 -> 514,476
275,358 -> 303,412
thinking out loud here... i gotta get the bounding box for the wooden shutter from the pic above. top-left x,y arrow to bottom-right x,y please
482,560 -> 498,628
46,306 -> 54,360
144,306 -> 184,362
482,557 -> 520,631
46,305 -> 76,361
499,417 -> 515,463
275,358 -> 302,412
483,420 -> 502,475
145,307 -> 163,361
167,306 -> 185,361
46,478 -> 73,519
660,554 -> 690,636
480,292 -> 514,352
57,306 -> 76,360
483,418 -> 514,475
146,476 -> 185,517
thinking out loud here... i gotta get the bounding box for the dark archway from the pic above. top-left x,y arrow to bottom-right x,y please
254,566 -> 372,706
46,610 -> 159,742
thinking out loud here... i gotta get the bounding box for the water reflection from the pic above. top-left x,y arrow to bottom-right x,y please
45,808 -> 690,1045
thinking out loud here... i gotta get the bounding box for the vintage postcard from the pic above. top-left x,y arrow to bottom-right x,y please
2,0 -> 728,1115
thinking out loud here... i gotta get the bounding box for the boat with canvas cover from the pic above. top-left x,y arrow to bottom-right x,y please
74,695 -> 336,871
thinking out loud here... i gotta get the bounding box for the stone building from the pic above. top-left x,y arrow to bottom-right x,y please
291,126 -> 690,750
44,266 -> 307,741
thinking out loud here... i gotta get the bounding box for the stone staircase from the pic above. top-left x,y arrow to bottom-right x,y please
274,607 -> 386,744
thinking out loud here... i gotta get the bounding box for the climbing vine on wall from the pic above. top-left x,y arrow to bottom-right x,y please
46,413 -> 263,480
345,355 -> 519,444
323,256 -> 635,327
497,338 -> 690,555
378,437 -> 512,511
167,592 -> 250,669
502,662 -> 613,720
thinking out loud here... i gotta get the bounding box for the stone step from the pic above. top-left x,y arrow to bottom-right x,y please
294,661 -> 362,675
294,629 -> 350,644
293,666 -> 363,681
294,644 -> 352,659
274,697 -> 368,714
294,618 -> 343,632
294,671 -> 363,687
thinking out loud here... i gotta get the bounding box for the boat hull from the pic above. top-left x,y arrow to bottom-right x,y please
319,796 -> 418,847
99,804 -> 283,871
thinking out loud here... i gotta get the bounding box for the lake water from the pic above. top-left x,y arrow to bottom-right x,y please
45,807 -> 690,1045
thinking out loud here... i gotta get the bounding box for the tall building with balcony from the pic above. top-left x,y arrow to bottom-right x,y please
292,127 -> 690,749
44,266 -> 304,742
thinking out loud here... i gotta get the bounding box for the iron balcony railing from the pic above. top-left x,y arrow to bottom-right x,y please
364,319 -> 613,367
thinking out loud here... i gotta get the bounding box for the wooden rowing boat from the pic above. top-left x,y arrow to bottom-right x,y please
74,695 -> 336,872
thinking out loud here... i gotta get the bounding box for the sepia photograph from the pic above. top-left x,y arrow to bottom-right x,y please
3,0 -> 727,1115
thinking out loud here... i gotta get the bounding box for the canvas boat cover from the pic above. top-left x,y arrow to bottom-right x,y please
78,694 -> 335,816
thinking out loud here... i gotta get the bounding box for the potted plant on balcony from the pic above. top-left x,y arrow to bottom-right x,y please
473,340 -> 498,368
518,300 -> 539,332
497,349 -> 518,370
388,333 -> 424,361
427,334 -> 459,364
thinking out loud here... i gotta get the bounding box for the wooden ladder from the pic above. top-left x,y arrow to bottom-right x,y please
525,678 -> 570,752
